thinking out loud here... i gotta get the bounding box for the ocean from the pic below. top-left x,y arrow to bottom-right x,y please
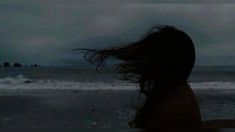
0,66 -> 235,90
1,66 -> 235,81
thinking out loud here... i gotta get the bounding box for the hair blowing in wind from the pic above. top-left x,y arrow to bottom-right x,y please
75,25 -> 197,127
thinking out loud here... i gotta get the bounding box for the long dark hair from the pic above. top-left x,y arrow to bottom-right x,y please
75,25 -> 195,127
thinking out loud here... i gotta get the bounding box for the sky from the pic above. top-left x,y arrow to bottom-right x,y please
0,0 -> 235,66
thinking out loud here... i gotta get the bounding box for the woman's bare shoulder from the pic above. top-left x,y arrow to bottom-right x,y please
148,86 -> 202,127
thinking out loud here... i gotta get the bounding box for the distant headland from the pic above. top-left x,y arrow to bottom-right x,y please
0,62 -> 40,68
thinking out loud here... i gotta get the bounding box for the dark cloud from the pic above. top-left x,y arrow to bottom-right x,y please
0,1 -> 235,66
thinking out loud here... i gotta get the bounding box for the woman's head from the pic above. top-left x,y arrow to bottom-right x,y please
142,26 -> 195,88
77,25 -> 195,97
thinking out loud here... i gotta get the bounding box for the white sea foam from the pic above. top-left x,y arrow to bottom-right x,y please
0,75 -> 137,90
190,82 -> 235,89
0,75 -> 235,90
0,75 -> 30,85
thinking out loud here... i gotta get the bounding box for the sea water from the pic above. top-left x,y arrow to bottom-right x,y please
0,66 -> 235,90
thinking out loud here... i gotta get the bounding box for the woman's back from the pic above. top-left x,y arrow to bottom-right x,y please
147,84 -> 201,128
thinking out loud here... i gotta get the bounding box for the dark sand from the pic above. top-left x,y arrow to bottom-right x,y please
0,89 -> 138,128
0,89 -> 235,128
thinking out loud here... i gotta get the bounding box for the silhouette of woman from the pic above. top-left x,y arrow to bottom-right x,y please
76,25 -> 202,128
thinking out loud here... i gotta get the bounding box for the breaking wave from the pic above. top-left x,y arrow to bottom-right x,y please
0,75 -> 235,90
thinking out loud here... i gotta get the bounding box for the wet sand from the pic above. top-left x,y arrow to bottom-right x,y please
0,89 -> 235,128
0,89 -> 138,128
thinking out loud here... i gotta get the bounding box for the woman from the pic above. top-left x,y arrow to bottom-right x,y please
77,25 -> 202,128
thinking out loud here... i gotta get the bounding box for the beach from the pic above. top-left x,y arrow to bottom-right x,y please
0,67 -> 235,128
1,88 -> 235,128
0,89 -> 137,128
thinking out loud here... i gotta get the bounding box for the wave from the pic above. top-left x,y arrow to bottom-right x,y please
0,75 -> 235,90
0,75 -> 32,84
0,75 -> 136,90
190,82 -> 235,89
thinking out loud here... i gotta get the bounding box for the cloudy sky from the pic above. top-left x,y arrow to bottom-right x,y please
0,0 -> 235,66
